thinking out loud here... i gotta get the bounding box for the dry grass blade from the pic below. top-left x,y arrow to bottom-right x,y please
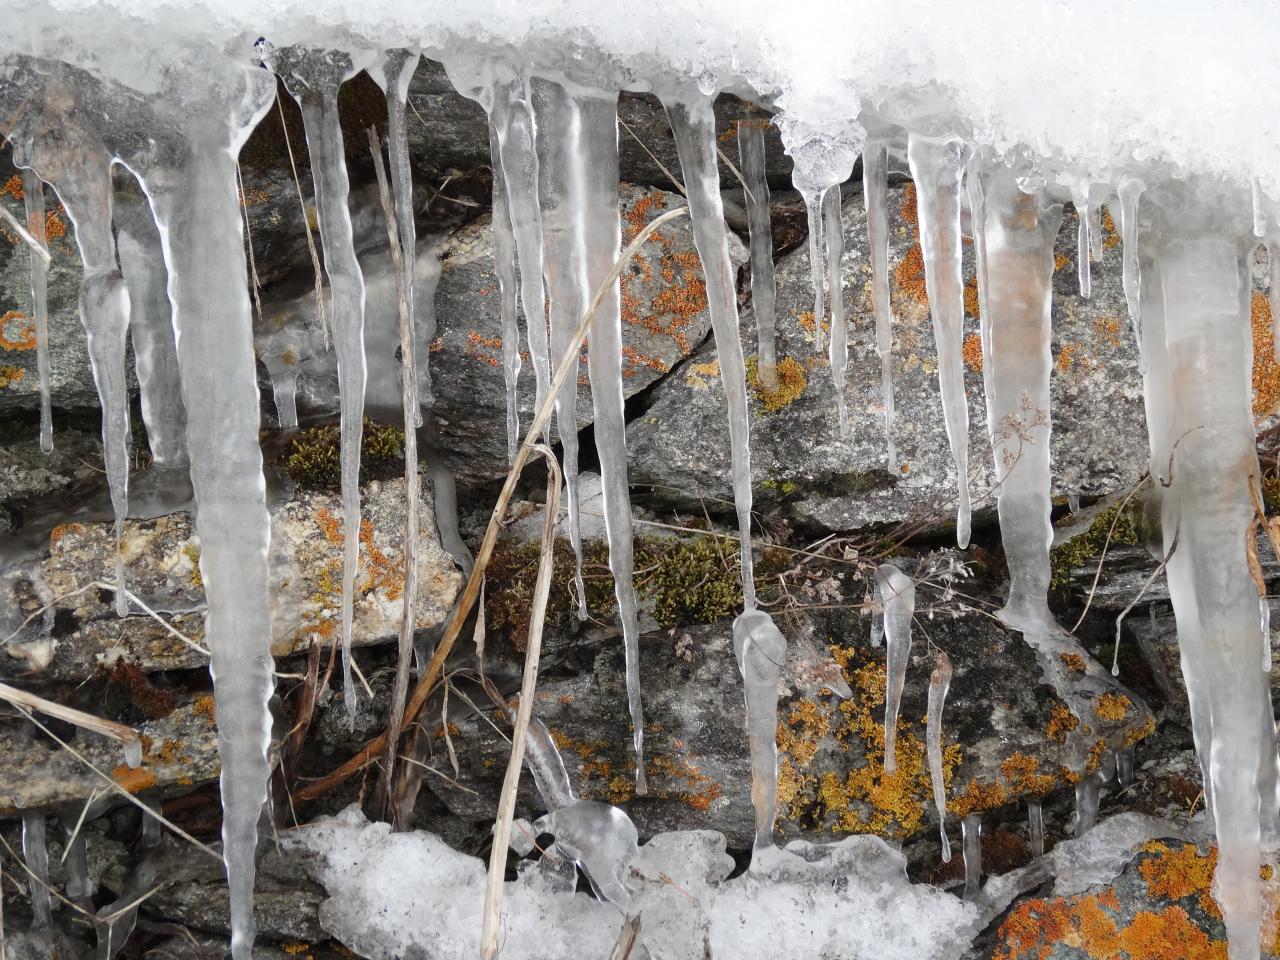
0,205 -> 51,264
480,445 -> 562,959
1111,524 -> 1180,675
277,93 -> 329,349
618,114 -> 685,197
236,161 -> 265,328
608,915 -> 643,960
1069,478 -> 1149,634
293,203 -> 690,803
0,682 -> 141,758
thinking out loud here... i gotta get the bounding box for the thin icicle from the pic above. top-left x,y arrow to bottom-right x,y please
961,813 -> 982,900
1263,598 -> 1273,673
22,809 -> 51,933
268,46 -> 373,723
734,610 -> 787,860
1254,178 -> 1267,239
803,188 -> 827,351
975,164 -> 1064,634
863,137 -> 896,467
926,650 -> 953,863
534,79 -> 588,620
1027,799 -> 1045,857
1074,773 -> 1101,835
21,168 -> 53,454
906,132 -> 971,548
490,122 -> 522,461
25,130 -> 132,615
665,91 -> 756,609
1116,177 -> 1145,351
738,120 -> 778,389
1116,746 -> 1135,787
875,562 -> 914,772
823,185 -> 850,435
573,88 -> 648,793
1073,188 -> 1092,299
115,192 -> 188,469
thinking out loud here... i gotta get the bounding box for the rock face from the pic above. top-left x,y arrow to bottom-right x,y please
628,183 -> 1149,532
1,476 -> 463,682
419,585 -> 1153,849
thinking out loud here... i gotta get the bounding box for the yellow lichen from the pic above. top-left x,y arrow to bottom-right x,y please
1096,691 -> 1133,722
1047,703 -> 1080,743
1252,292 -> 1280,417
1059,653 -> 1087,674
745,354 -> 807,412
962,333 -> 984,372
0,310 -> 35,351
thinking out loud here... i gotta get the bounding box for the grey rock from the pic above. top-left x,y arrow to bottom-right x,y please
627,183 -> 1149,533
0,476 -> 463,682
0,416 -> 103,534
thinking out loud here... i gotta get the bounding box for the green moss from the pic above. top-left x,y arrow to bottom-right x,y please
285,418 -> 406,491
638,536 -> 742,629
762,478 -> 800,495
1050,501 -> 1140,593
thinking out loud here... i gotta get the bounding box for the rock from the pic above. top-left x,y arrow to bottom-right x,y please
0,692 -> 219,810
0,415 -> 103,534
416,587 -> 1154,849
627,182 -> 1150,533
0,475 -> 463,682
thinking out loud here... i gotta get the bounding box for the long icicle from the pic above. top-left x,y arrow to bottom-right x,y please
535,79 -> 588,620
577,88 -> 649,793
490,120 -> 523,461
738,120 -> 778,389
21,167 -> 53,454
876,562 -> 914,772
734,610 -> 786,863
927,649 -> 953,862
803,187 -> 827,352
270,47 -> 373,723
824,184 -> 850,435
664,91 -> 756,609
863,137 -> 896,467
906,132 -> 971,548
1116,176 -> 1145,354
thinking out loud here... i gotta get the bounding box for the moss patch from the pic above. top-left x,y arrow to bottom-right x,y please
1050,501 -> 1140,594
285,418 -> 406,491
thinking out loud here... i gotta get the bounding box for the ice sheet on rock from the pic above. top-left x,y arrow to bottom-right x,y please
906,132 -> 970,548
115,190 -> 188,469
738,120 -> 777,389
961,813 -> 981,900
926,650 -> 952,862
21,168 -> 54,454
974,165 -> 1063,634
823,185 -> 849,435
665,91 -> 756,609
875,563 -> 914,772
863,137 -> 896,467
1073,773 -> 1102,836
267,45 -> 373,722
733,610 -> 787,858
489,120 -> 523,458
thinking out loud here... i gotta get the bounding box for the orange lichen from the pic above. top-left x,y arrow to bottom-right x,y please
192,695 -> 217,723
901,181 -> 918,226
1118,906 -> 1227,960
746,354 -> 807,412
1101,208 -> 1121,250
1094,316 -> 1124,350
1139,841 -> 1219,916
0,175 -> 21,200
1125,715 -> 1157,748
962,333 -> 984,372
464,331 -> 503,368
1096,692 -> 1133,722
951,777 -> 1009,818
995,892 -> 1122,960
0,365 -> 25,388
1054,251 -> 1071,272
1252,292 -> 1280,417
111,764 -> 157,793
893,244 -> 929,305
1059,652 -> 1087,674
963,276 -> 980,320
1047,703 -> 1080,743
0,311 -> 36,351
1056,340 -> 1083,374
998,752 -> 1059,797
619,191 -> 707,357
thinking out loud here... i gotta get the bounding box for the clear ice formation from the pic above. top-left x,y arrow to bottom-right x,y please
738,121 -> 778,390
863,136 -> 896,468
665,91 -> 757,608
733,609 -> 787,859
533,799 -> 641,908
489,119 -> 523,459
961,813 -> 982,901
1074,774 -> 1102,836
926,650 -> 953,863
9,7 -> 1280,957
22,809 -> 51,933
875,562 -> 914,773
267,45 -> 374,723
1027,799 -> 1045,858
21,168 -> 54,454
823,185 -> 850,435
906,132 -> 971,548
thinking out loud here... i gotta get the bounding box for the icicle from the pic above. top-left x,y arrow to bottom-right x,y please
863,138 -> 896,467
803,188 -> 827,351
1150,206 -> 1280,958
63,827 -> 91,907
489,121 -> 522,459
1068,492 -> 1081,513
926,650 -> 953,863
532,800 -> 639,908
124,63 -> 278,960
665,91 -> 756,609
1263,598 -> 1273,673
738,120 -> 778,389
525,715 -> 577,811
870,609 -> 884,647
961,813 -> 982,900
1116,746 -> 1135,787
30,133 -> 132,616
906,132 -> 971,548
1073,187 -> 1092,299
734,610 -> 787,860
115,193 -> 188,469
1088,201 -> 1103,262
875,562 -> 914,772
1115,177 -> 1145,350
1254,178 -> 1267,239
21,168 -> 53,454
823,185 -> 850,435
1074,773 -> 1101,835
22,809 -> 51,933
974,164 -> 1064,634
534,79 -> 588,620
267,359 -> 300,430
565,87 -> 649,793
268,46 -> 374,722
1027,799 -> 1045,857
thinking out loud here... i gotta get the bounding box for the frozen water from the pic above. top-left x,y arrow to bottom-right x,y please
863,136 -> 896,467
926,650 -> 953,862
875,563 -> 914,772
738,121 -> 777,390
733,610 -> 787,858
